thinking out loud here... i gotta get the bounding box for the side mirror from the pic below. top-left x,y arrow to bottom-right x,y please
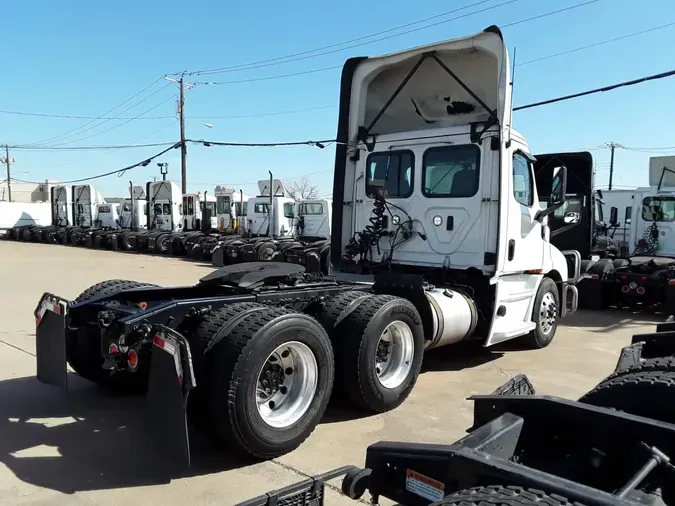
549,166 -> 567,206
563,211 -> 580,224
610,207 -> 618,226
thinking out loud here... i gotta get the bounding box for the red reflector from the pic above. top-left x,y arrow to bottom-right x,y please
620,274 -> 628,280
128,350 -> 139,370
153,336 -> 165,349
591,274 -> 599,280
641,276 -> 647,281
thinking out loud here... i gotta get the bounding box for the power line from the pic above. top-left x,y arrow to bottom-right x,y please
191,67 -> 675,149
514,68 -> 675,111
188,0 -> 600,79
8,141 -> 176,151
12,143 -> 181,184
25,77 -> 166,147
6,17 -> 670,125
186,0 -> 520,76
50,94 -> 176,147
517,21 -> 675,66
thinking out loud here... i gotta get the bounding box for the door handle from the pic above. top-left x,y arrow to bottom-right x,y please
508,239 -> 516,261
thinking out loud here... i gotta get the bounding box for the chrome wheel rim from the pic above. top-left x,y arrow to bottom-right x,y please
375,321 -> 414,389
539,292 -> 557,335
256,341 -> 318,429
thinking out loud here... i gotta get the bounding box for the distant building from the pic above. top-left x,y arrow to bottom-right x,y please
0,179 -> 60,203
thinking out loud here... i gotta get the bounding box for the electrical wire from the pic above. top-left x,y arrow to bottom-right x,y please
187,0 -> 600,82
514,68 -> 675,111
11,143 -> 181,185
517,21 -> 675,66
6,18 -> 671,125
187,0 -> 519,76
51,94 -> 177,146
25,77 -> 166,147
8,141 -> 177,151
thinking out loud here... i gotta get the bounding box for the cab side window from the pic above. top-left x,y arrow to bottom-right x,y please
512,153 -> 533,207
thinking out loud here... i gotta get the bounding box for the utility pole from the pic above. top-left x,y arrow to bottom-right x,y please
608,142 -> 616,191
1,145 -> 14,203
179,76 -> 187,194
601,141 -> 622,191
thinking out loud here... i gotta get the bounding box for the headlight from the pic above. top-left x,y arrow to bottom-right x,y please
433,215 -> 443,226
392,215 -> 400,225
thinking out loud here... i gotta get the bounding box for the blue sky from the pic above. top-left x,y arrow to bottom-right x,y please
1,0 -> 673,198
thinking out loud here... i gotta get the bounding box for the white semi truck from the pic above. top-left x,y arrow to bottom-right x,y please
34,25 -> 580,462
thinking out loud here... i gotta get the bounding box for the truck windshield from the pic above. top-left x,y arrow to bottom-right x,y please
299,203 -> 323,215
216,196 -> 231,214
642,196 -> 675,222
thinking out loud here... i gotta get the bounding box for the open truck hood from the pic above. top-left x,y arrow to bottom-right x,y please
257,178 -> 287,197
347,25 -> 510,138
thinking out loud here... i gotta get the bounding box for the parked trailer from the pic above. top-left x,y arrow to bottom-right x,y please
238,320 -> 675,506
32,26 -> 580,462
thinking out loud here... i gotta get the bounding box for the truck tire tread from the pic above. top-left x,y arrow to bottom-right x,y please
579,370 -> 675,423
336,294 -> 424,413
318,290 -> 372,338
205,307 -> 334,459
73,279 -> 158,304
431,485 -> 581,506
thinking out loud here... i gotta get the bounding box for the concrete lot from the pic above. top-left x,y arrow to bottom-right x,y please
0,241 -> 666,505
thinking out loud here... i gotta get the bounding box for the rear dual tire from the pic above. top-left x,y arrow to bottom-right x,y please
196,304 -> 334,459
319,293 -> 425,413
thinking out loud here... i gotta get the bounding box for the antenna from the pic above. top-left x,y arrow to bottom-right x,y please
508,46 -> 517,137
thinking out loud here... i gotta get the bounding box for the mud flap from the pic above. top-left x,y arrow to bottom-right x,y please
212,245 -> 225,267
34,292 -> 69,391
145,326 -> 196,468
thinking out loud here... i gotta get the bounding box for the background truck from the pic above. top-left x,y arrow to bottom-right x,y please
238,319 -> 675,506
577,155 -> 675,311
272,197 -> 332,273
10,184 -> 73,243
92,184 -> 148,250
32,25 -> 580,464
211,174 -> 298,266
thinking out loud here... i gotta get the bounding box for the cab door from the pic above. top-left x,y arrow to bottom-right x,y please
501,148 -> 544,274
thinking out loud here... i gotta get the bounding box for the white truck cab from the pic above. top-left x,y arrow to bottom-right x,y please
146,180 -> 183,232
183,192 -> 217,231
214,185 -> 249,234
95,203 -> 121,228
246,178 -> 296,238
331,25 -> 580,348
629,156 -> 675,257
296,198 -> 331,240
72,184 -> 105,228
50,185 -> 73,226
